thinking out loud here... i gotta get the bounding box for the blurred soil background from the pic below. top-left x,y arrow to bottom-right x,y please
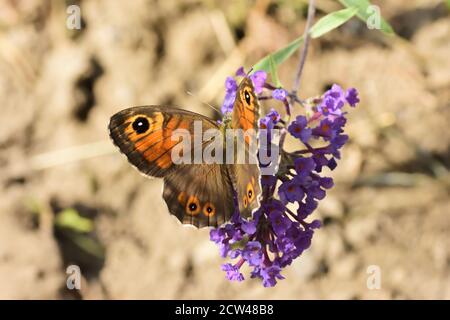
0,0 -> 449,299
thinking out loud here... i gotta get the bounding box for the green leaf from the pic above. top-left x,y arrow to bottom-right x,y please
339,0 -> 395,35
309,6 -> 359,38
269,54 -> 282,87
55,208 -> 94,233
253,7 -> 359,72
253,36 -> 303,72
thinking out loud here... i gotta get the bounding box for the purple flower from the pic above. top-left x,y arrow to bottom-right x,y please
345,88 -> 359,107
276,237 -> 295,254
225,223 -> 244,242
225,76 -> 237,91
229,249 -> 242,259
261,174 -> 277,187
278,178 -> 305,203
309,219 -> 322,229
212,74 -> 358,287
320,177 -> 334,189
327,157 -> 337,170
210,228 -> 226,243
242,241 -> 263,266
267,109 -> 281,123
326,84 -> 345,102
241,219 -> 257,235
260,265 -> 284,287
235,66 -> 246,77
297,196 -> 318,219
222,263 -> 244,282
317,84 -> 346,120
269,211 -> 292,236
311,153 -> 329,172
272,88 -> 287,101
219,243 -> 230,258
294,157 -> 315,179
259,108 -> 281,154
312,119 -> 336,140
259,116 -> 274,131
221,76 -> 237,114
288,115 -> 312,143
249,70 -> 267,94
293,230 -> 313,256
305,179 -> 326,200
260,108 -> 281,130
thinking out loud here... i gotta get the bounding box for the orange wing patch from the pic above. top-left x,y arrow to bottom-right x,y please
238,85 -> 256,132
178,192 -> 217,218
246,181 -> 255,204
177,191 -> 187,205
125,113 -> 191,169
232,81 -> 259,146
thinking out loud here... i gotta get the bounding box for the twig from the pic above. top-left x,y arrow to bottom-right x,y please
290,0 -> 316,104
280,0 -> 315,155
30,140 -> 116,170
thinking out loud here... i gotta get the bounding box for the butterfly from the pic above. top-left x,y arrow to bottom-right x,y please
109,77 -> 262,228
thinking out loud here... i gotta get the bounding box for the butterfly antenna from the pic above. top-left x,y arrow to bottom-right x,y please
186,91 -> 221,114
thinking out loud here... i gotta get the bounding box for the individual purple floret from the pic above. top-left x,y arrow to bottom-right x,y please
272,88 -> 288,100
288,115 -> 312,143
249,70 -> 267,94
345,87 -> 360,107
221,76 -> 238,114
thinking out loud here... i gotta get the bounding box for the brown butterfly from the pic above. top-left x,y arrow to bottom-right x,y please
109,77 -> 262,228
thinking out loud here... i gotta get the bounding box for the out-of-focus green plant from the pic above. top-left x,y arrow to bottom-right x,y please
55,208 -> 104,259
253,6 -> 359,72
55,208 -> 94,233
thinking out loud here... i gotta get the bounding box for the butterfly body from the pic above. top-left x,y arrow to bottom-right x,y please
109,78 -> 262,228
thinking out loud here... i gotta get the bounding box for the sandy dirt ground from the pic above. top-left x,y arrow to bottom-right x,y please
0,0 -> 449,299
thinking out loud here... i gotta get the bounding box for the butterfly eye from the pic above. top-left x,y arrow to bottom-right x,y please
185,195 -> 201,215
132,117 -> 150,134
203,202 -> 216,217
244,90 -> 251,105
246,182 -> 255,202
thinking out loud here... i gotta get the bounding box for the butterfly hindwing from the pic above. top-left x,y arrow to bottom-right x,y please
229,162 -> 262,219
162,164 -> 235,228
